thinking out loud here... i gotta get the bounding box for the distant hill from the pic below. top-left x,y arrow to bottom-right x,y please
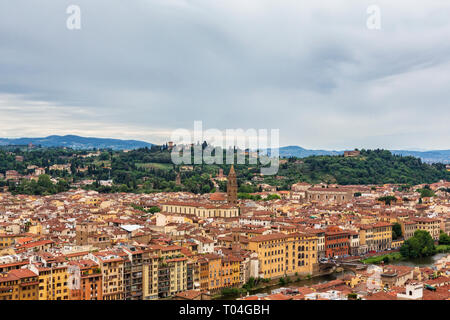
0,135 -> 153,150
276,146 -> 342,158
391,150 -> 450,164
272,146 -> 450,164
275,149 -> 450,185
0,135 -> 448,163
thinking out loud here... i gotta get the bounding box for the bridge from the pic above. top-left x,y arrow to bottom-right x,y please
319,259 -> 367,273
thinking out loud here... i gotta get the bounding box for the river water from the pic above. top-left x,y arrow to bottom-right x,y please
241,252 -> 449,297
388,252 -> 448,267
245,271 -> 352,297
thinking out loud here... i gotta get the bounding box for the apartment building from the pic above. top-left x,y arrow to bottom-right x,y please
284,232 -> 319,276
358,222 -> 393,252
248,233 -> 286,279
325,227 -> 350,258
412,217 -> 440,240
139,245 -> 189,298
0,234 -> 19,248
165,256 -> 188,297
28,265 -> 70,300
400,220 -> 417,240
142,253 -> 159,300
439,215 -> 450,236
219,255 -> 241,289
121,246 -> 144,300
75,221 -> 111,249
0,272 -> 19,300
67,259 -> 103,300
309,230 -> 326,259
198,254 -> 222,293
90,251 -> 124,300
348,231 -> 361,256
0,269 -> 39,300
247,232 -> 318,279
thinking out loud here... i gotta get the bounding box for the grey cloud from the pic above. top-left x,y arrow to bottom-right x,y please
0,0 -> 449,149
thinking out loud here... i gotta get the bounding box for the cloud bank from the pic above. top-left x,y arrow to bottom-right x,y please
0,0 -> 449,149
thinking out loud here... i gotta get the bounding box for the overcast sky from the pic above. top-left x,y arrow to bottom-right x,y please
1,0 -> 449,150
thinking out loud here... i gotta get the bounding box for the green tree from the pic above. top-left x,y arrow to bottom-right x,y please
417,187 -> 434,198
38,174 -> 53,188
392,223 -> 402,240
265,194 -> 281,201
377,196 -> 397,205
400,230 -> 436,259
439,232 -> 450,245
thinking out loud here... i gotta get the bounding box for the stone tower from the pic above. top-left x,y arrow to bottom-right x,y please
227,165 -> 237,205
175,172 -> 181,185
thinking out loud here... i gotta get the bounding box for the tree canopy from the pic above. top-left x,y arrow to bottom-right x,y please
400,230 -> 436,259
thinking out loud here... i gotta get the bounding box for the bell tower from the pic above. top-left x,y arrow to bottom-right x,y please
227,165 -> 238,205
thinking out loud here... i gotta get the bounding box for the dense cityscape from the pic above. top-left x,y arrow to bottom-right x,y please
0,144 -> 449,301
1,1 -> 450,313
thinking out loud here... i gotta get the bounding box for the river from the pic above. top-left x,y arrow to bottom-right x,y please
235,252 -> 449,298
388,252 -> 448,267
239,271 -> 353,297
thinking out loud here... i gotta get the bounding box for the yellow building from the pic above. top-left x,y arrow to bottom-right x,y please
0,269 -> 39,300
85,197 -> 102,207
412,217 -> 440,240
201,254 -> 222,292
0,273 -> 19,300
143,245 -> 189,298
219,256 -> 241,289
391,239 -> 404,249
360,216 -> 377,224
29,265 -> 70,300
284,233 -> 319,276
142,254 -> 159,300
0,234 -> 17,248
28,223 -> 43,235
247,232 -> 318,279
166,257 -> 188,296
358,222 -> 392,252
400,220 -> 417,240
248,233 -> 285,279
90,251 -> 124,300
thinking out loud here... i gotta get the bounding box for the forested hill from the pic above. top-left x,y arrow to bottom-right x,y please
0,135 -> 152,150
0,147 -> 449,195
276,149 -> 449,186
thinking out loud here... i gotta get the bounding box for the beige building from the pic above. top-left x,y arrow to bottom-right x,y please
412,217 -> 440,240
75,221 -> 111,249
305,187 -> 353,204
400,220 -> 417,240
161,201 -> 239,218
89,252 -> 124,300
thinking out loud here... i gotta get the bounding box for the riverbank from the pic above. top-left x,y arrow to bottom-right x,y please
214,248 -> 450,300
213,269 -> 343,300
361,252 -> 403,264
361,245 -> 450,265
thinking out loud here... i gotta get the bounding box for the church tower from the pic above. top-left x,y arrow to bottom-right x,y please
227,165 -> 238,205
175,172 -> 181,185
